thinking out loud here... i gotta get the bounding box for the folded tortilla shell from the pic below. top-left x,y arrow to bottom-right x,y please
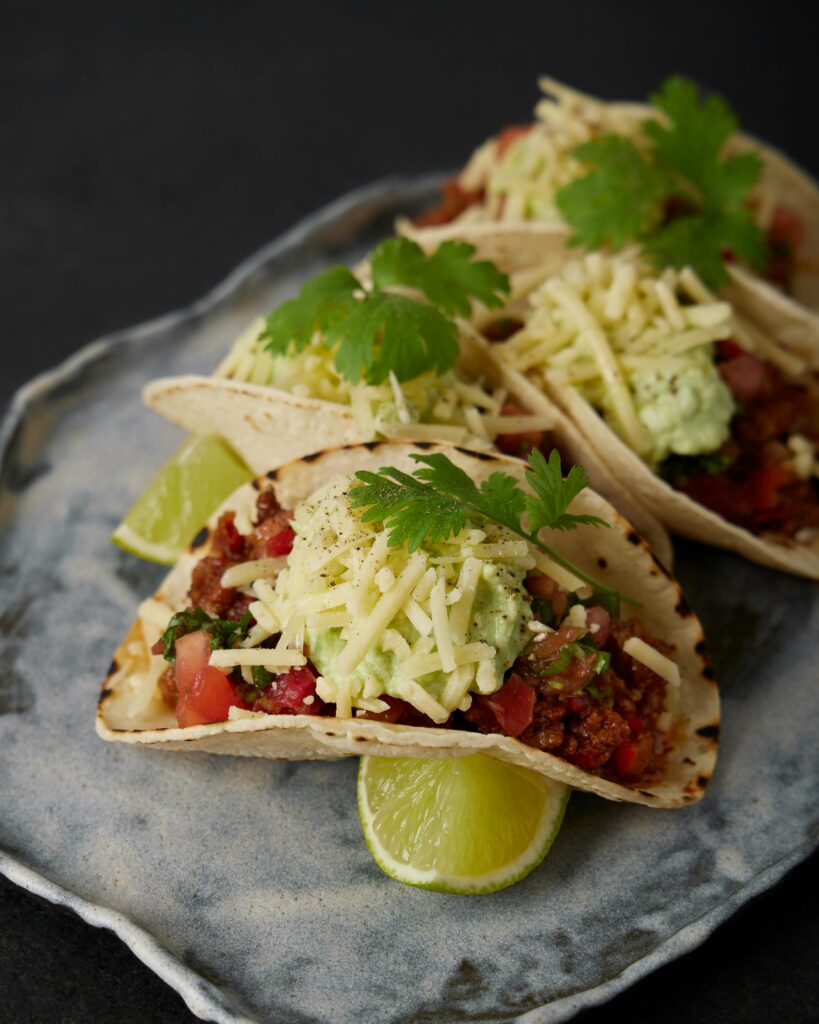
143,332 -> 673,567
98,441 -> 718,808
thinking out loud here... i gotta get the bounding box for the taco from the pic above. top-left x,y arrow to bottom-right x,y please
411,76 -> 819,311
441,236 -> 819,578
98,441 -> 718,808
143,237 -> 673,565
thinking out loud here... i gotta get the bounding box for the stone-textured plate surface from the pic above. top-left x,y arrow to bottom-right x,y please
1,178 -> 817,1024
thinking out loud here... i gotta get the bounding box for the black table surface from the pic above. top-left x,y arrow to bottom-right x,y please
2,3 -> 819,1021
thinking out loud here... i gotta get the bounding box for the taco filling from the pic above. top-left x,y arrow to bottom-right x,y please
488,250 -> 819,544
416,77 -> 805,295
141,462 -> 676,788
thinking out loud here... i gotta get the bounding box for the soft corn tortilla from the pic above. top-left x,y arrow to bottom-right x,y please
404,222 -> 819,578
98,441 -> 718,808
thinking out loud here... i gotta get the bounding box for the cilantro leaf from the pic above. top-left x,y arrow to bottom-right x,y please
372,238 -> 510,316
555,75 -> 767,285
160,607 -> 253,664
350,465 -> 469,551
645,77 -> 738,199
335,291 -> 459,384
348,450 -> 628,611
260,237 -> 509,385
644,207 -> 767,287
556,136 -> 672,250
261,266 -> 360,357
524,450 -> 610,533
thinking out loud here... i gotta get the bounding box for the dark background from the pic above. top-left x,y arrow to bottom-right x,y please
2,1 -> 819,1021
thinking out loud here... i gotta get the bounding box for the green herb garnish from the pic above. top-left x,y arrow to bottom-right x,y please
260,237 -> 510,385
160,607 -> 253,664
251,665 -> 274,691
555,76 -> 767,288
349,448 -> 628,615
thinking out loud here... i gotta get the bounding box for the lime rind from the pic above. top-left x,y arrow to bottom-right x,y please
357,754 -> 570,895
112,434 -> 253,565
111,522 -> 186,565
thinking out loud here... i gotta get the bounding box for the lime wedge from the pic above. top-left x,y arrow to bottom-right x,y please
358,754 -> 569,894
112,434 -> 253,564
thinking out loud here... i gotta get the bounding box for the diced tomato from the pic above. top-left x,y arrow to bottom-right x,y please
174,630 -> 237,727
177,668 -> 238,727
718,352 -> 768,402
750,465 -> 795,511
496,124 -> 532,158
482,675 -> 536,738
360,696 -> 409,724
495,402 -> 546,458
265,523 -> 295,557
585,606 -> 611,647
252,666 -> 321,716
613,733 -> 653,779
175,631 -> 211,693
627,716 -> 644,736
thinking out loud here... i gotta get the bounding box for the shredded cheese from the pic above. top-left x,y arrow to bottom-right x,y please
500,250 -> 738,466
623,636 -> 680,688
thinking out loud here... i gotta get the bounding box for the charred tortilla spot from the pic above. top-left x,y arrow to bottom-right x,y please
99,687 -> 112,702
683,756 -> 695,765
413,441 -> 433,450
597,557 -> 607,569
675,597 -> 692,617
702,666 -> 715,680
638,790 -> 656,798
455,446 -> 495,461
251,478 -> 261,491
695,640 -> 707,655
362,441 -> 379,451
696,724 -> 720,740
301,451 -> 321,462
627,531 -> 640,545
697,775 -> 710,788
107,659 -> 118,677
191,525 -> 209,548
354,736 -> 367,742
266,468 -> 281,480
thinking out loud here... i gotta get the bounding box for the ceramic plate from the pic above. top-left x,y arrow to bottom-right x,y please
1,177 -> 817,1024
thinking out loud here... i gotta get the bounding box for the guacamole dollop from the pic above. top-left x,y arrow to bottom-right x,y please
630,348 -> 735,465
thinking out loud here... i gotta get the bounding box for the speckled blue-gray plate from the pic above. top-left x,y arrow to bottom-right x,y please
1,178 -> 817,1024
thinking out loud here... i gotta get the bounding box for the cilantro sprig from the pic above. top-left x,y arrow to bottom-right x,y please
555,76 -> 768,288
260,237 -> 510,385
349,449 -> 629,615
159,607 -> 252,664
